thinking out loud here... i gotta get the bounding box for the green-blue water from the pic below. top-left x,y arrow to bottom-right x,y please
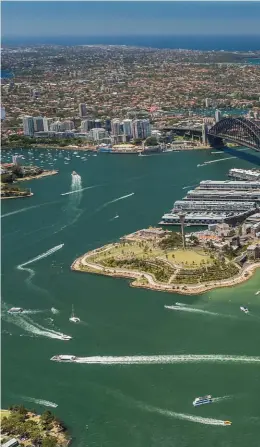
2,147 -> 260,447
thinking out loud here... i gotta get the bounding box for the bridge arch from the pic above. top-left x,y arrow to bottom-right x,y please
208,117 -> 260,151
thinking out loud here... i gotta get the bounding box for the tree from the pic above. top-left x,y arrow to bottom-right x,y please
145,136 -> 158,146
42,436 -> 57,447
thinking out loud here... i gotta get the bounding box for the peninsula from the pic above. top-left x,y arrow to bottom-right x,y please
1,160 -> 58,199
0,405 -> 70,447
71,227 -> 260,295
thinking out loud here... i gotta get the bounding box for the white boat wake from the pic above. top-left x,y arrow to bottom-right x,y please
140,403 -> 228,426
198,156 -> 236,167
17,244 -> 64,293
21,396 -> 58,408
60,185 -> 98,196
51,307 -> 60,314
93,388 -> 229,427
97,193 -> 135,212
59,354 -> 260,365
212,395 -> 232,404
4,313 -> 71,341
165,305 -> 220,316
22,309 -> 46,315
1,200 -> 60,219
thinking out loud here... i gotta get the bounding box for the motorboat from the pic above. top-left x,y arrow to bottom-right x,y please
193,395 -> 212,406
224,421 -> 232,426
240,306 -> 249,314
72,171 -> 78,176
8,307 -> 24,314
69,305 -> 80,323
51,355 -> 77,362
255,291 -> 260,295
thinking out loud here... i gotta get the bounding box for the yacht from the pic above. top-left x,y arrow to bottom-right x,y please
69,305 -> 80,323
8,307 -> 24,314
240,306 -> 249,314
193,395 -> 213,406
51,355 -> 77,362
224,421 -> 232,426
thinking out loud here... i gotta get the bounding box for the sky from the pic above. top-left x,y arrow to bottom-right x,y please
2,1 -> 260,38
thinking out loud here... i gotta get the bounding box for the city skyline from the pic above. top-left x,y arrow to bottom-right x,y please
2,1 -> 260,38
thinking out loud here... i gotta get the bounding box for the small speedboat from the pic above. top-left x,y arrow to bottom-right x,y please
51,355 -> 77,362
224,421 -> 232,426
193,395 -> 212,406
255,291 -> 260,295
72,171 -> 77,176
69,305 -> 80,323
8,307 -> 24,314
240,306 -> 249,314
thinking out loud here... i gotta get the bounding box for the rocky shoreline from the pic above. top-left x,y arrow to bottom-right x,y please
17,169 -> 59,182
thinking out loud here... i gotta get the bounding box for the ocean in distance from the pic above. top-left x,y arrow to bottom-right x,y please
2,146 -> 260,447
2,34 -> 260,51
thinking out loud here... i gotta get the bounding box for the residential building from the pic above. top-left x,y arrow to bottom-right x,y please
23,115 -> 34,136
111,118 -> 121,136
122,119 -> 132,137
132,119 -> 151,139
43,117 -> 53,132
94,119 -> 102,128
89,127 -> 108,142
81,119 -> 95,132
79,103 -> 87,117
33,116 -> 44,132
63,120 -> 74,131
50,121 -> 65,132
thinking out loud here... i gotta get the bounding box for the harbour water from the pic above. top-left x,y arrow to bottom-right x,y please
2,147 -> 260,446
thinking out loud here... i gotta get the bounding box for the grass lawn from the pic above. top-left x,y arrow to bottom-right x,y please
92,242 -> 213,269
168,249 -> 212,266
0,410 -> 10,421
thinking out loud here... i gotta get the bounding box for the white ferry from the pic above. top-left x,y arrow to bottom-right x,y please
240,306 -> 249,314
193,395 -> 213,406
8,307 -> 24,314
51,355 -> 77,362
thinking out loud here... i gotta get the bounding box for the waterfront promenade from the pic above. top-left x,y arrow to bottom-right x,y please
71,245 -> 260,296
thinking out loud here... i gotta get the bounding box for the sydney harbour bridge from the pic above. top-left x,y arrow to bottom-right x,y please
163,117 -> 260,151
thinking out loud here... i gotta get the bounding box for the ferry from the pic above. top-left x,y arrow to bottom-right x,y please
69,305 -> 80,323
240,306 -> 249,314
224,421 -> 232,426
193,395 -> 213,406
8,307 -> 24,314
51,355 -> 77,362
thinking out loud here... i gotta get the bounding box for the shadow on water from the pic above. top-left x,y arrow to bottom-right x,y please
223,147 -> 260,166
